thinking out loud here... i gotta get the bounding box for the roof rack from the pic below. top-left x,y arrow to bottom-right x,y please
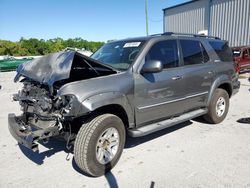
162,32 -> 220,40
149,33 -> 163,37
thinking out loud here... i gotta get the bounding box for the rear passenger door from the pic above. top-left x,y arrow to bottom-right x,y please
179,39 -> 213,111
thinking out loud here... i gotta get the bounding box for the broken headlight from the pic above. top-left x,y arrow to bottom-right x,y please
55,95 -> 78,115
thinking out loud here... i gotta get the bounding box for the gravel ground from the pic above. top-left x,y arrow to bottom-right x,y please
0,71 -> 250,188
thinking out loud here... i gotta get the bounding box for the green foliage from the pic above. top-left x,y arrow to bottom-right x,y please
0,37 -> 105,56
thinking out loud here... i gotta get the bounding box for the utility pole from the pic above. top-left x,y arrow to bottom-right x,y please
145,0 -> 149,36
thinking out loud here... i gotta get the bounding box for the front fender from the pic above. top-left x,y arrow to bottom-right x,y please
80,92 -> 134,126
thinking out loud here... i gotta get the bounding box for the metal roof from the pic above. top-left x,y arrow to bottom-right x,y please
162,0 -> 199,11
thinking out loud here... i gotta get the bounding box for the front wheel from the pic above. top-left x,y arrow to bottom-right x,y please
74,114 -> 125,177
204,88 -> 229,124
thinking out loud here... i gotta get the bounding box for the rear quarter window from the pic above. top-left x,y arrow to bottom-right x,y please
209,41 -> 233,62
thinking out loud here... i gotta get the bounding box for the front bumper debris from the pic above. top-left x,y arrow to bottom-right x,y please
8,113 -> 60,152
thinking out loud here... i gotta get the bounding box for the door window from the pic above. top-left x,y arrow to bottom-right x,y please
180,40 -> 209,65
146,40 -> 179,69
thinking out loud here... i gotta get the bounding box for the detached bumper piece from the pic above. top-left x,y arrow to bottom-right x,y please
8,113 -> 60,152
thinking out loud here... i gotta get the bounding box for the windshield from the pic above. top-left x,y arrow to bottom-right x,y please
232,49 -> 241,57
91,40 -> 145,70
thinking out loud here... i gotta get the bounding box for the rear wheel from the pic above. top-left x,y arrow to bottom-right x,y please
204,88 -> 229,124
74,114 -> 125,177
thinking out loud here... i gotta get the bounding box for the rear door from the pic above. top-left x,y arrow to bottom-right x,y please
178,39 -> 213,111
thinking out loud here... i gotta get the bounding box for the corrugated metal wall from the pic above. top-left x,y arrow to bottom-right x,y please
164,0 -> 209,33
164,0 -> 250,47
210,0 -> 250,46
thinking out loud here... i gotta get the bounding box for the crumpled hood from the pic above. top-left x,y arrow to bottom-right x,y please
14,51 -> 115,86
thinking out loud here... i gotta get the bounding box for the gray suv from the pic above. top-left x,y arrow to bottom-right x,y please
8,32 -> 240,176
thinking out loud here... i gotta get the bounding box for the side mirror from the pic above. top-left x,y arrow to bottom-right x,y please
141,60 -> 163,74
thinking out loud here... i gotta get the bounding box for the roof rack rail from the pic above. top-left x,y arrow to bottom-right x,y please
149,33 -> 163,37
162,32 -> 220,40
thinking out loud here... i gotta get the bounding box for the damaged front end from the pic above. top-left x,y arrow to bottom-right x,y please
9,80 -> 78,151
8,50 -> 117,151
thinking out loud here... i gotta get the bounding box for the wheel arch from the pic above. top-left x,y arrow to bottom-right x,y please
93,104 -> 130,129
207,76 -> 233,106
80,92 -> 134,129
217,83 -> 232,98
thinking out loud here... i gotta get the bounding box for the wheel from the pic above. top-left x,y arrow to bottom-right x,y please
74,114 -> 125,177
204,88 -> 229,124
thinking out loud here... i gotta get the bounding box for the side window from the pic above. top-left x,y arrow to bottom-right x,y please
146,40 -> 179,69
243,49 -> 248,57
202,44 -> 210,62
180,40 -> 209,65
209,41 -> 233,62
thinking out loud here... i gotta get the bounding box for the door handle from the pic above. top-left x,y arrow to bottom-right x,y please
172,76 -> 182,80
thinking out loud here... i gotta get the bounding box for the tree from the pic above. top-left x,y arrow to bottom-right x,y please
0,37 -> 105,56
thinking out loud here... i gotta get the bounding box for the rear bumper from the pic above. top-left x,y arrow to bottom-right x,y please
232,80 -> 240,96
8,113 -> 60,152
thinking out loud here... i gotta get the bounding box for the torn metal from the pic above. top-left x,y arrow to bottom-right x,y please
14,51 -> 117,87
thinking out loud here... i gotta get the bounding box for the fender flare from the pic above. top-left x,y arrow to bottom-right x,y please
207,75 -> 232,106
80,91 -> 134,127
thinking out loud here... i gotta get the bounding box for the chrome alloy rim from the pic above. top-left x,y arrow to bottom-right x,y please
96,127 -> 120,164
216,97 -> 226,117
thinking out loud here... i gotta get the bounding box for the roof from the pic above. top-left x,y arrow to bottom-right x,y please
108,36 -> 156,43
111,32 -> 220,43
162,0 -> 199,11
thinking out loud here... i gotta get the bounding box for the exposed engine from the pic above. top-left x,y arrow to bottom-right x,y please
8,50 -> 118,152
11,80 -> 78,151
14,80 -> 65,129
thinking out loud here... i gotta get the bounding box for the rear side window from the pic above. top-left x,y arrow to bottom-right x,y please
146,40 -> 179,69
209,41 -> 233,62
180,40 -> 209,66
243,49 -> 249,57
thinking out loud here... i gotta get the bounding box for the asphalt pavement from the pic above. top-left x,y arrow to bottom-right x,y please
0,72 -> 250,188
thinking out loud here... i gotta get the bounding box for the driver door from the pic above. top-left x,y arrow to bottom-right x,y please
134,40 -> 186,126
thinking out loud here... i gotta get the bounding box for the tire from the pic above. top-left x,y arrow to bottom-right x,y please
74,114 -> 125,177
204,88 -> 229,124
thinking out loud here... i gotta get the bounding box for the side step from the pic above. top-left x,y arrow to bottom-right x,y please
128,108 -> 207,137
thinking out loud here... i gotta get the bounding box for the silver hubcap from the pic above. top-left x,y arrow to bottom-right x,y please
216,97 -> 226,117
96,127 -> 120,164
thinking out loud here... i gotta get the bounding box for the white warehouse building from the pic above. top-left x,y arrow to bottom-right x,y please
163,0 -> 250,47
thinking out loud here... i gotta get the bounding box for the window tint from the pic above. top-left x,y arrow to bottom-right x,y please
180,40 -> 209,65
146,40 -> 179,69
209,41 -> 233,62
243,49 -> 249,57
202,45 -> 210,62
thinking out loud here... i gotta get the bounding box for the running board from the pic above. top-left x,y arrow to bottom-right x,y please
128,108 -> 207,137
